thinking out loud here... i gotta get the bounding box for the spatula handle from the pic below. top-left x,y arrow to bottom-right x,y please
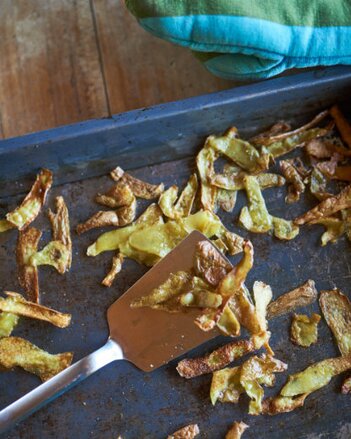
0,338 -> 123,433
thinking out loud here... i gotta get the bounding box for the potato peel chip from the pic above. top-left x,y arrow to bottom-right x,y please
30,241 -> 71,274
319,289 -> 351,357
210,170 -> 285,192
280,159 -> 305,203
225,421 -> 249,439
95,182 -> 134,208
311,217 -> 345,246
210,354 -> 287,414
16,227 -> 42,303
281,354 -> 351,397
0,336 -> 73,382
167,424 -> 200,439
173,173 -> 198,218
0,312 -> 19,338
87,204 -> 164,257
290,313 -> 321,347
250,121 -> 292,145
102,253 -> 124,287
295,184 -> 351,225
272,217 -> 299,241
176,339 -> 255,379
239,176 -> 272,233
341,376 -> 351,394
6,169 -> 53,230
110,166 -> 164,199
208,128 -> 269,173
0,292 -> 71,328
261,394 -> 308,415
309,167 -> 332,201
240,355 -> 287,415
196,145 -> 218,211
131,271 -> 194,309
256,111 -> 329,146
267,280 -> 318,319
217,189 -> 237,213
48,196 -> 72,269
76,211 -> 120,235
158,185 -> 179,219
193,240 -> 231,287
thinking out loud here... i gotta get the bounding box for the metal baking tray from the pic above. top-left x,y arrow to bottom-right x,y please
1,66 -> 351,438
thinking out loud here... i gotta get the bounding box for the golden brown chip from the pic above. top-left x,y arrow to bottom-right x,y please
208,127 -> 270,173
316,152 -> 342,178
342,376 -> 351,394
290,313 -> 321,347
309,167 -> 332,201
280,159 -> 305,203
76,211 -> 120,235
261,394 -> 308,415
102,253 -> 124,287
239,175 -> 272,233
257,110 -> 329,146
281,354 -> 351,397
209,169 -> 285,191
110,166 -> 164,199
0,312 -> 19,338
95,182 -> 134,208
267,280 -> 318,319
295,184 -> 351,225
48,196 -> 72,270
193,240 -> 231,287
0,219 -> 14,233
176,339 -> 255,379
217,189 -> 237,212
87,204 -> 164,257
305,138 -> 351,159
225,421 -> 249,439
210,354 -> 287,414
16,227 -> 42,303
173,173 -> 198,217
158,185 -> 178,218
319,289 -> 351,356
6,169 -> 53,230
310,217 -> 345,246
30,240 -> 71,274
250,121 -> 292,145
0,292 -> 71,328
196,145 -> 218,211
330,105 -> 351,148
167,424 -> 200,439
116,197 -> 137,226
0,336 -> 73,381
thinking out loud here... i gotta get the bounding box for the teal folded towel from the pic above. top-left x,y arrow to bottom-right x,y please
126,0 -> 351,80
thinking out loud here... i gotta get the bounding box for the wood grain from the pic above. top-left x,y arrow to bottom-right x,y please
0,0 -> 108,139
92,0 -> 234,114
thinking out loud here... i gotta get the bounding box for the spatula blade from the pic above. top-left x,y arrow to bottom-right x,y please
107,231 -> 230,371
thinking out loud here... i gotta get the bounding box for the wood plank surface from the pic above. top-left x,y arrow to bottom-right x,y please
0,0 -> 234,139
0,0 -> 108,139
92,0 -> 234,114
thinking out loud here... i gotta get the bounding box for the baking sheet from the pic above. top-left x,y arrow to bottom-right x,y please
1,67 -> 351,438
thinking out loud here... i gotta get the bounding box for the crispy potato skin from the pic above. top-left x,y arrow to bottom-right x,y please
16,227 -> 42,303
267,280 -> 317,319
0,336 -> 73,382
225,421 -> 249,439
7,169 -> 53,230
0,292 -> 71,328
167,424 -> 200,439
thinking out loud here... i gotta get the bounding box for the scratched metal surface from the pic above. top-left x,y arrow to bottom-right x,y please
1,67 -> 351,438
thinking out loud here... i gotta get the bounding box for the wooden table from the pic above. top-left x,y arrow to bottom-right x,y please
0,0 -> 234,139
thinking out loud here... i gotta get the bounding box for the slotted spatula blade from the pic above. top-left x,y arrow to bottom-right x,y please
0,231 -> 229,432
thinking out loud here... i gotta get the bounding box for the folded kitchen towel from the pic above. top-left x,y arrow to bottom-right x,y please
125,0 -> 351,80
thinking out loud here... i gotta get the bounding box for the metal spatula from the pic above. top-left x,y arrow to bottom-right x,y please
0,231 -> 228,433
